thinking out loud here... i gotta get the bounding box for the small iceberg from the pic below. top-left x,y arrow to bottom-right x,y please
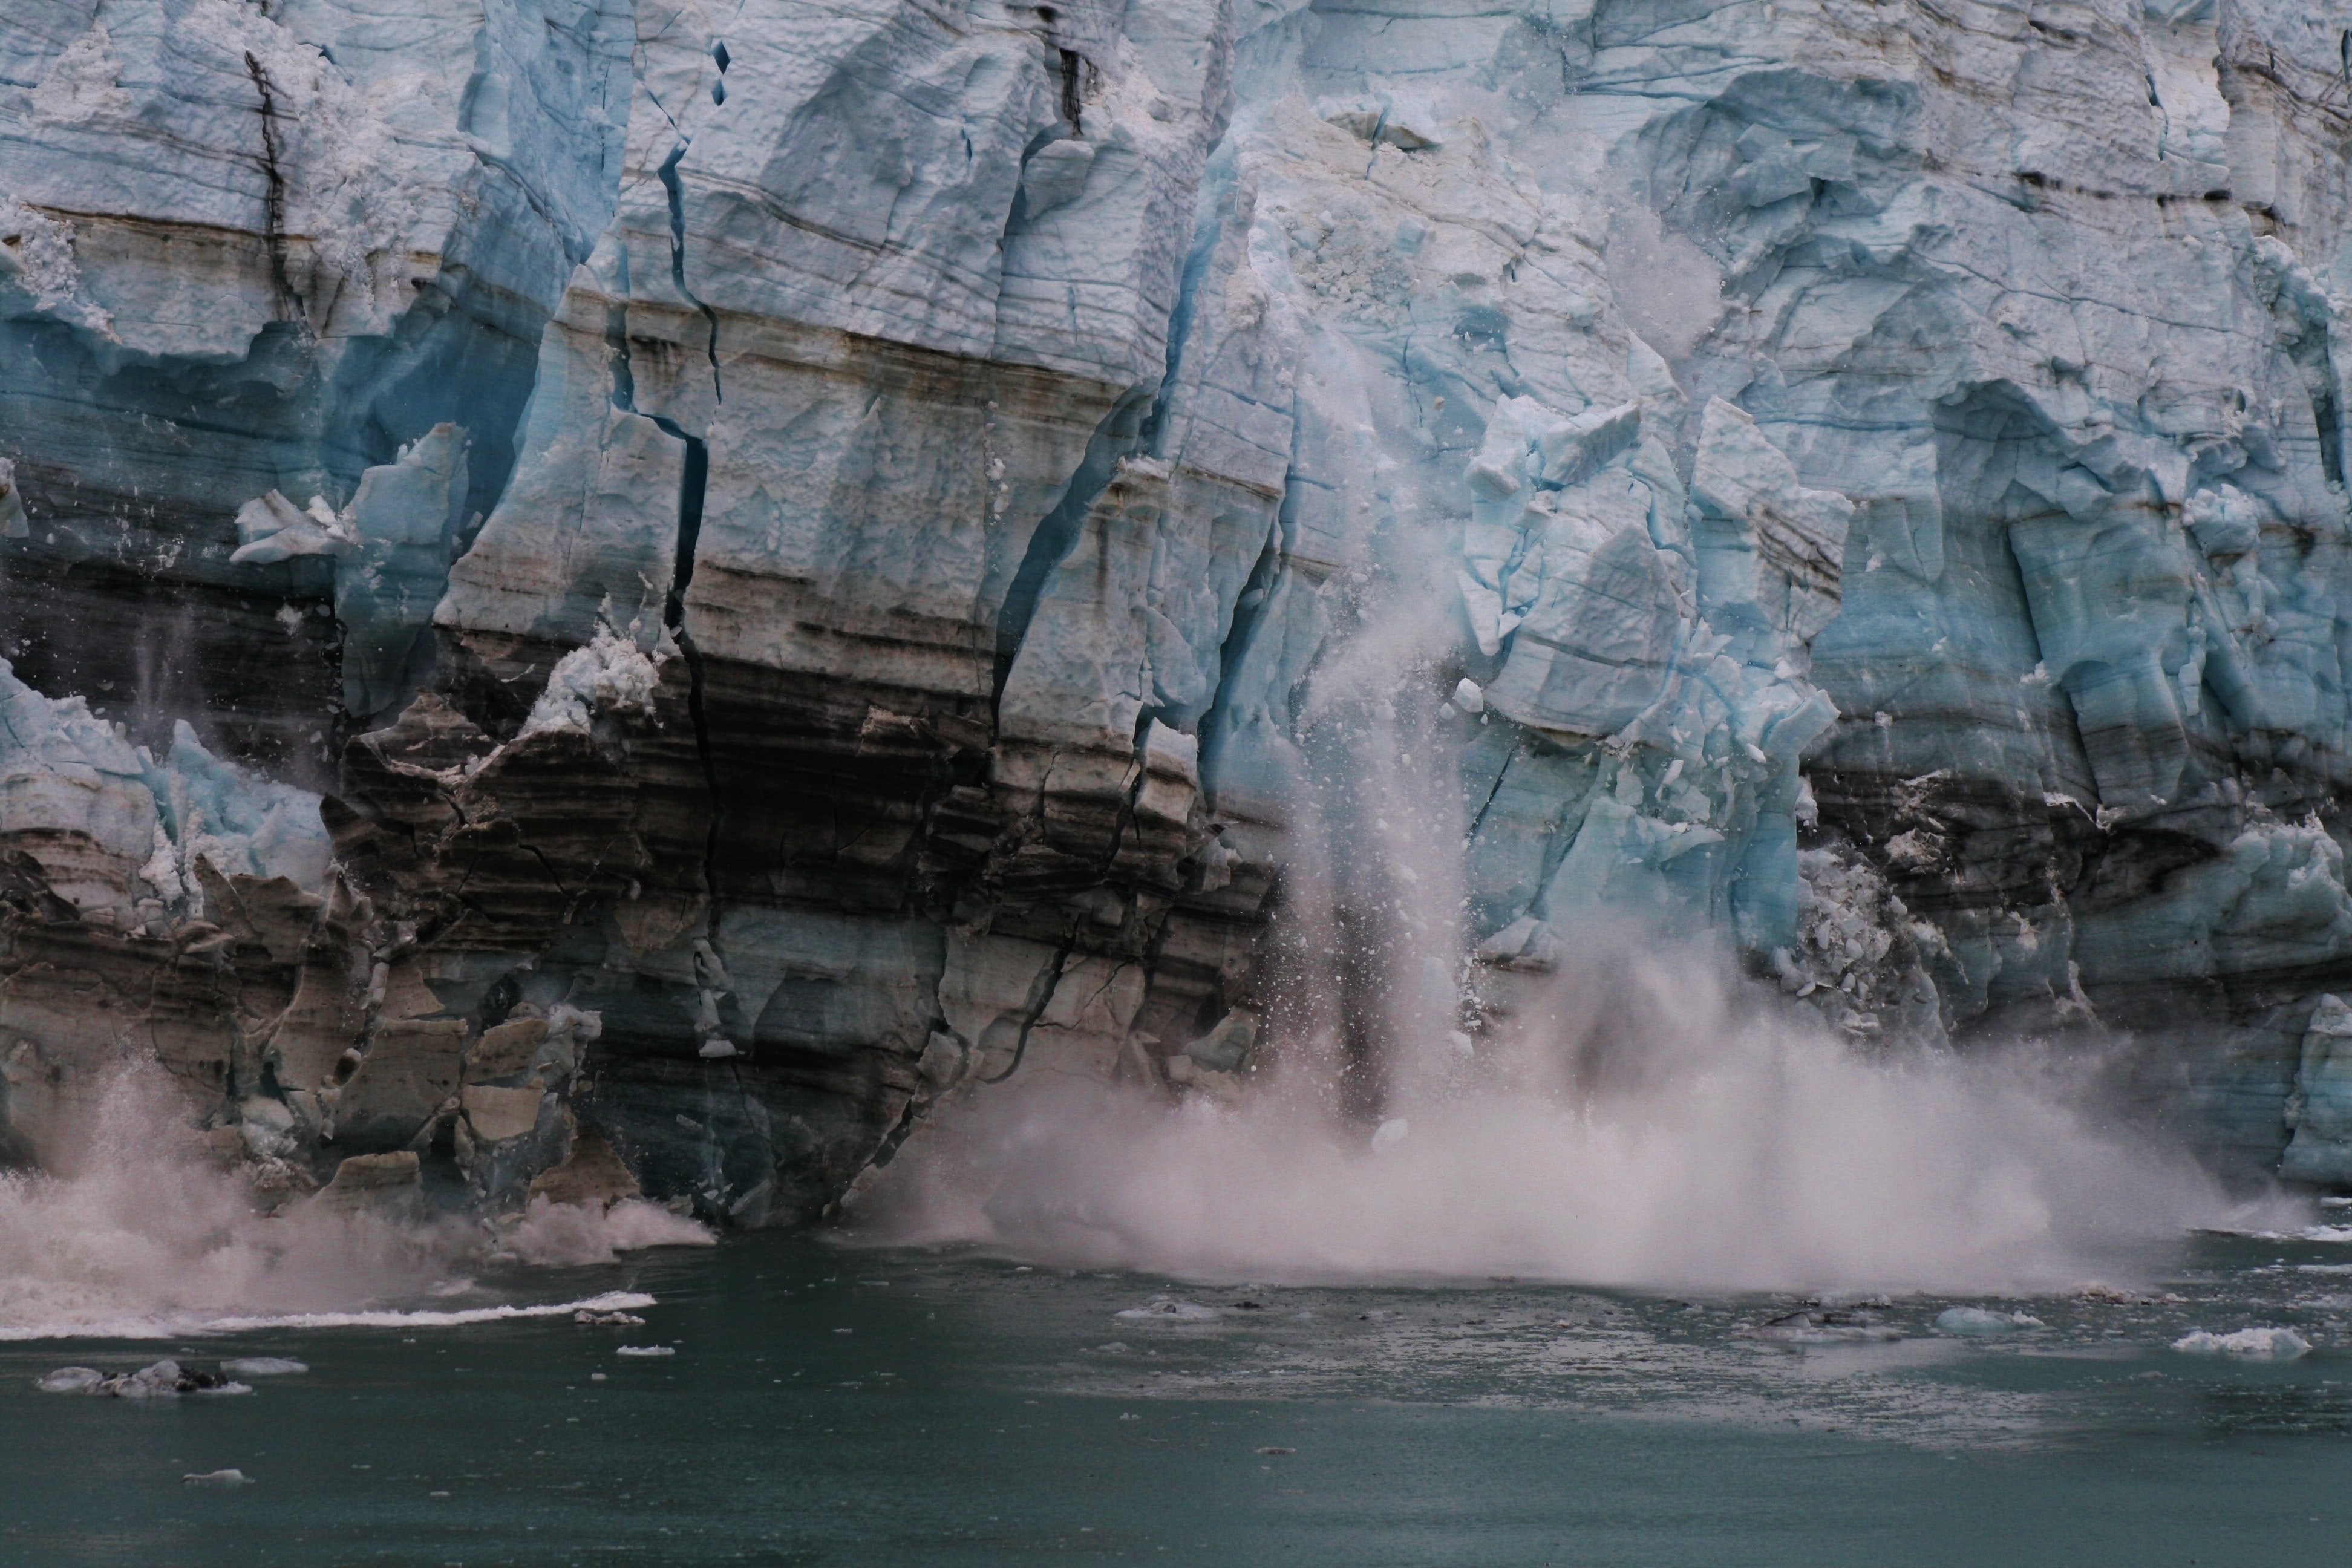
2171,1327 -> 2311,1359
1748,1308 -> 1901,1344
183,1469 -> 254,1490
36,1360 -> 250,1397
34,1367 -> 106,1394
220,1358 -> 308,1377
1935,1307 -> 2044,1336
1115,1299 -> 1221,1322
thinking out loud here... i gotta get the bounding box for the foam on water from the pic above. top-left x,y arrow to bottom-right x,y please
176,1291 -> 662,1339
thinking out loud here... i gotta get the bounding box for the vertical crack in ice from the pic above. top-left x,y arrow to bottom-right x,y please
1053,47 -> 1087,135
993,387 -> 1154,701
998,154 -> 1232,705
1195,527 -> 1282,810
243,52 -> 299,322
658,426 -> 724,936
1138,175 -> 1226,459
596,261 -> 725,936
977,942 -> 1074,1084
656,143 -> 724,402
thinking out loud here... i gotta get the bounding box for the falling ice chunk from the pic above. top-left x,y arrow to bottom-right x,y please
1451,678 -> 1486,713
1371,1118 -> 1410,1152
697,1038 -> 740,1059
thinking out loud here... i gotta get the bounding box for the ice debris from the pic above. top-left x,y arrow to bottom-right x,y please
1749,1308 -> 1901,1344
1933,1307 -> 2043,1337
1115,1299 -> 1221,1322
182,1469 -> 255,1490
2171,1327 -> 2311,1359
218,1358 -> 307,1377
36,1360 -> 251,1397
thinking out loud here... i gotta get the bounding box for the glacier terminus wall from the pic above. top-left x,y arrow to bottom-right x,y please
7,0 -> 2352,1220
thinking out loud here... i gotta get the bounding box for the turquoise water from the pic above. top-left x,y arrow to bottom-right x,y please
6,1229 -> 2352,1566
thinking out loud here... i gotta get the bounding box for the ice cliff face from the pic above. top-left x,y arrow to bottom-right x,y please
7,0 -> 2352,1216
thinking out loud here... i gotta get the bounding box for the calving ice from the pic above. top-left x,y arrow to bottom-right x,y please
6,0 -> 2352,1560
2,0 -> 2349,1243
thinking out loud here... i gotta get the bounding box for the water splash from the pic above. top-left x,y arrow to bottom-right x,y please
854,944 -> 2287,1294
0,1067 -> 703,1340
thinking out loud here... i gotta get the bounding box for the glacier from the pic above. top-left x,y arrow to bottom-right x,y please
5,0 -> 2352,1220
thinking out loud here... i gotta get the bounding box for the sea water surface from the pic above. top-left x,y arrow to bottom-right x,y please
5,1224 -> 2352,1566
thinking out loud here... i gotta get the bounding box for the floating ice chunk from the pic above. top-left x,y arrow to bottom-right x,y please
1934,1307 -> 2042,1336
1750,1308 -> 1901,1343
33,1367 -> 105,1393
48,1359 -> 254,1397
182,1469 -> 254,1489
219,1357 -> 307,1377
1814,1290 -> 1892,1310
1114,1298 -> 1221,1321
615,1345 -> 675,1357
2171,1327 -> 2310,1357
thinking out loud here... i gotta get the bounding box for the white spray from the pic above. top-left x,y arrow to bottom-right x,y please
856,475 -> 2280,1293
0,1066 -> 709,1340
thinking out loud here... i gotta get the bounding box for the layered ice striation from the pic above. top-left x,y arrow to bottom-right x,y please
5,0 -> 2352,1218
